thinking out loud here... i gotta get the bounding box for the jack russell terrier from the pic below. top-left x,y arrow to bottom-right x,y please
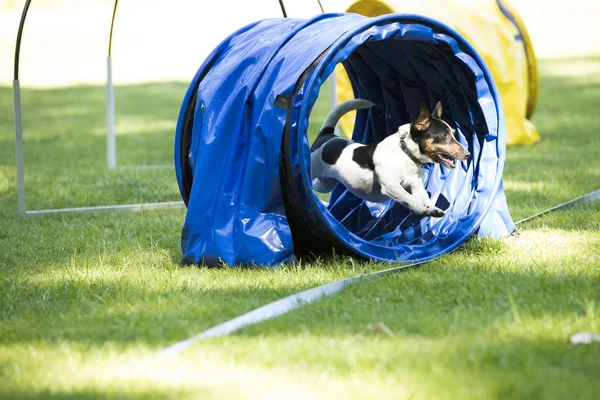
310,99 -> 470,217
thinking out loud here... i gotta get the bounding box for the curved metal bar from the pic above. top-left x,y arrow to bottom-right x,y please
14,0 -> 32,80
108,0 -> 119,57
317,0 -> 325,13
278,0 -> 287,17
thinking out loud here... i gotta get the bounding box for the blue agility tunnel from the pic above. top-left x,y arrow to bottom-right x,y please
174,13 -> 515,267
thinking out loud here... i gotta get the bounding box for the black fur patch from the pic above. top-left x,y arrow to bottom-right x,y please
411,119 -> 452,153
352,143 -> 377,170
321,138 -> 349,165
310,126 -> 335,152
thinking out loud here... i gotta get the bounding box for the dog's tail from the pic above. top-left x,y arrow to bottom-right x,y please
311,99 -> 374,152
321,98 -> 374,131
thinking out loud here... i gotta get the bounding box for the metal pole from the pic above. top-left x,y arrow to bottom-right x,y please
106,0 -> 119,169
13,0 -> 32,216
106,55 -> 116,168
13,80 -> 26,216
24,201 -> 185,216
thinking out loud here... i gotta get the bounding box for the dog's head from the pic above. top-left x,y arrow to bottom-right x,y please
409,101 -> 470,169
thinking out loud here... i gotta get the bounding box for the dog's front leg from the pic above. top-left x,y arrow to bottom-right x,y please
377,169 -> 444,217
408,179 -> 441,210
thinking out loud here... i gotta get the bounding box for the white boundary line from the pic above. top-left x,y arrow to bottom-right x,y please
159,261 -> 421,357
158,188 -> 600,356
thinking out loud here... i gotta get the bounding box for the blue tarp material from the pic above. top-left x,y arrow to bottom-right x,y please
174,13 -> 515,267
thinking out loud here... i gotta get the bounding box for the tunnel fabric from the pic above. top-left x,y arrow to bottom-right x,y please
174,13 -> 513,266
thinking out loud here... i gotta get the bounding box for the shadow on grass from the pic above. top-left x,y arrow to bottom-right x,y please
2,260 -> 599,399
1,212 -> 599,348
3,337 -> 599,400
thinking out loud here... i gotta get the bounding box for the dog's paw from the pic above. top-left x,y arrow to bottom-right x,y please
427,206 -> 445,218
414,204 -> 445,218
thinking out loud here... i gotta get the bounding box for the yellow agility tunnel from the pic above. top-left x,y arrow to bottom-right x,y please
335,0 -> 540,146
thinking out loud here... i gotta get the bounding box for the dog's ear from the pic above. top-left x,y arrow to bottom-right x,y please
432,101 -> 443,119
413,102 -> 431,132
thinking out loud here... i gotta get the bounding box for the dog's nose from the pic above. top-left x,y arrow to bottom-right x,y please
464,151 -> 471,159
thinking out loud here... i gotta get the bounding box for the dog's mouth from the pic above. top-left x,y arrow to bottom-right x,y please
435,152 -> 456,169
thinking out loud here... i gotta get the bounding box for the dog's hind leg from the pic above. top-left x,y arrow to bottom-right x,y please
312,177 -> 339,193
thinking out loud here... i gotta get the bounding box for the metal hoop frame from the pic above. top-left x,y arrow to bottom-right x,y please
11,0 -> 183,216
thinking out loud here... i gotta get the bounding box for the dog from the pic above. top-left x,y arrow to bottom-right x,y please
310,99 -> 470,217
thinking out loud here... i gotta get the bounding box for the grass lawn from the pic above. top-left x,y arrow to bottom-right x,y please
1,57 -> 599,399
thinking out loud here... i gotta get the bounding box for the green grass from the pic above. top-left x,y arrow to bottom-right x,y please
1,58 -> 600,399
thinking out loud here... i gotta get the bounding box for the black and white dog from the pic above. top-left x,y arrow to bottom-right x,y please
310,99 -> 470,217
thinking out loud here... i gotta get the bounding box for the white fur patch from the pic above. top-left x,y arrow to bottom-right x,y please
311,123 -> 444,217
